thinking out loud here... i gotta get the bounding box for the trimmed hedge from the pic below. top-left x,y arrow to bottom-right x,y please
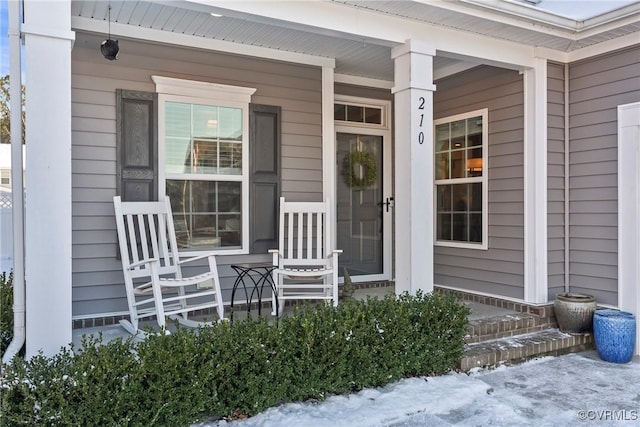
1,271 -> 13,355
0,291 -> 469,426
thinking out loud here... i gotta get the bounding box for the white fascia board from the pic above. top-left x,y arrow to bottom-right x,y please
71,16 -> 335,69
458,0 -> 640,36
577,13 -> 640,39
433,0 -> 640,54
580,3 -> 640,30
427,0 -> 578,32
200,0 -> 537,69
566,32 -> 640,63
534,31 -> 639,64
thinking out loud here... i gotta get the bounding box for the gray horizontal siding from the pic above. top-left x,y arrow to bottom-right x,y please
71,32 -> 323,317
434,66 -> 524,299
568,45 -> 640,306
547,62 -> 566,299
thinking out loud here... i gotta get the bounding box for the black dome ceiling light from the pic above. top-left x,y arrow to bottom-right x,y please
100,5 -> 119,60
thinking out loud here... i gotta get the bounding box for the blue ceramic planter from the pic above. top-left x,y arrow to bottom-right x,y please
593,309 -> 636,364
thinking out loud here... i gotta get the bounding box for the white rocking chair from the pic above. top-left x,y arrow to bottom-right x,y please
113,196 -> 225,334
269,197 -> 342,316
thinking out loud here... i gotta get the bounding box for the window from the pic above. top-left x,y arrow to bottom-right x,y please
434,109 -> 488,249
334,102 -> 384,126
154,76 -> 255,254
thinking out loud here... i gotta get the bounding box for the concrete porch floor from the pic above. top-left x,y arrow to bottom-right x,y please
71,284 -> 521,349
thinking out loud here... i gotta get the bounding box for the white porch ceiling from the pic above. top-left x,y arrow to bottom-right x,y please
70,0 -> 640,82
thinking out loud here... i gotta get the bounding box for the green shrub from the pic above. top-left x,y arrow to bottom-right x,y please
1,270 -> 13,355
0,291 -> 469,426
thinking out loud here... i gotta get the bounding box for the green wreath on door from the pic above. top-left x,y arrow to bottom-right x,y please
342,150 -> 377,188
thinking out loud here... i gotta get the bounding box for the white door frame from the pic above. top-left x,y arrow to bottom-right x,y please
617,101 -> 640,356
335,95 -> 392,283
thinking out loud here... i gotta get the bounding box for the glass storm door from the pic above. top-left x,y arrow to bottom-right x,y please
336,132 -> 385,279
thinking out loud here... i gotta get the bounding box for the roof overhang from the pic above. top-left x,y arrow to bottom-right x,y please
70,0 -> 640,83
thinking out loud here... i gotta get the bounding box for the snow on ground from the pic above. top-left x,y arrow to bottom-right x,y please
201,351 -> 640,427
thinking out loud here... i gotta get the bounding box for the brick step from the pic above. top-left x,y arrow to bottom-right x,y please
459,329 -> 594,371
465,312 -> 555,344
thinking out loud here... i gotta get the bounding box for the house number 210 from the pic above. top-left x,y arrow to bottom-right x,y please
417,96 -> 425,145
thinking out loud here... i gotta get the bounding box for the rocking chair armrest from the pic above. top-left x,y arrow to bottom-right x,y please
326,249 -> 342,260
177,252 -> 216,266
268,249 -> 281,266
322,250 -> 341,267
127,258 -> 159,270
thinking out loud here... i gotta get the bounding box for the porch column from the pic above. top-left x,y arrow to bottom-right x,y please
522,58 -> 548,304
617,102 -> 640,356
321,66 -> 337,250
391,40 -> 436,295
22,0 -> 75,358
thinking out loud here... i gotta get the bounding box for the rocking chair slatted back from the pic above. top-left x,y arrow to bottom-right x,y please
280,200 -> 330,267
115,199 -> 181,279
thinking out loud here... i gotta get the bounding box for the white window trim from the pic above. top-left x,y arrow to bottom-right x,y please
154,76 -> 256,255
433,108 -> 489,250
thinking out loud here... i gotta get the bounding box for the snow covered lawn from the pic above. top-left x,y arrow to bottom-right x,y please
202,351 -> 639,427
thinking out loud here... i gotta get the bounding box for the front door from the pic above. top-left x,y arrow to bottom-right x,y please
336,131 -> 390,281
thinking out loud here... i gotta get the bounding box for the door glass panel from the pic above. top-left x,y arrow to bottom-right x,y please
336,133 -> 383,277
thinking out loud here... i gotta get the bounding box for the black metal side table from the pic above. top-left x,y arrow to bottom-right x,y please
230,262 -> 278,320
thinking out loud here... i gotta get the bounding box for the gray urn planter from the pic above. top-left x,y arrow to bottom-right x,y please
554,293 -> 597,334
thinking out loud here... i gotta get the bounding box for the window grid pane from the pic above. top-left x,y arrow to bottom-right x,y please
434,112 -> 485,245
166,102 -> 243,176
334,103 -> 383,125
165,100 -> 245,250
167,180 -> 242,249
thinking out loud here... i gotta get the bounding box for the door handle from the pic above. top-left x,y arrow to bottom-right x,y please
378,197 -> 394,213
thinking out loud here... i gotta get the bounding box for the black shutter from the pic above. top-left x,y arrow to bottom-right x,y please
116,90 -> 158,201
249,104 -> 281,253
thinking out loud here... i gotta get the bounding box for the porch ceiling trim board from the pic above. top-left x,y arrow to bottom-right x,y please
70,16 -> 336,69
334,74 -> 393,90
433,61 -> 480,82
